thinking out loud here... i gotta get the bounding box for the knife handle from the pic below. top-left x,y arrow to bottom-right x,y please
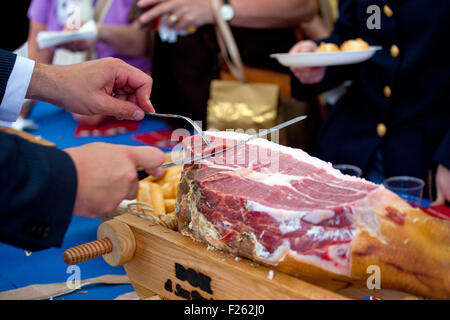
137,169 -> 149,181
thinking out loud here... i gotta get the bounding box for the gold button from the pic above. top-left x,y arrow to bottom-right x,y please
377,123 -> 387,137
390,44 -> 399,58
384,86 -> 392,98
384,5 -> 394,17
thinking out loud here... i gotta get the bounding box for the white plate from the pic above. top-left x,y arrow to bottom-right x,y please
270,46 -> 382,68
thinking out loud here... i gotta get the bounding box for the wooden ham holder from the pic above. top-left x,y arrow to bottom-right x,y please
63,213 -> 419,300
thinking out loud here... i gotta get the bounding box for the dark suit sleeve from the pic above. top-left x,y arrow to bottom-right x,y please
0,131 -> 78,251
291,0 -> 360,101
0,49 -> 17,104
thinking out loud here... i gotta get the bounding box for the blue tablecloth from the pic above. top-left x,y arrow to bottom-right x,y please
0,102 -> 171,300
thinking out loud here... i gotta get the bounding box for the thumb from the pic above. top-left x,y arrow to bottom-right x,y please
130,146 -> 166,173
104,95 -> 146,121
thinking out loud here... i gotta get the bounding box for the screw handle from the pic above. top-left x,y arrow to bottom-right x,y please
63,238 -> 113,265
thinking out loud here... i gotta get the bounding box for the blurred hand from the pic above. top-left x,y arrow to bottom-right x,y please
289,40 -> 326,84
137,0 -> 213,30
27,58 -> 154,121
56,22 -> 98,52
65,143 -> 165,217
432,164 -> 450,206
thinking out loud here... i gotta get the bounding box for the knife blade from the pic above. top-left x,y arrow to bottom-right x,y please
137,115 -> 307,180
162,115 -> 307,169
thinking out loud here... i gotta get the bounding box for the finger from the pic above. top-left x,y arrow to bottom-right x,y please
150,167 -> 165,178
115,64 -> 154,112
431,188 -> 445,206
168,6 -> 189,29
130,146 -> 166,173
125,180 -> 140,200
137,0 -> 163,8
289,40 -> 317,54
103,95 -> 146,120
139,1 -> 180,25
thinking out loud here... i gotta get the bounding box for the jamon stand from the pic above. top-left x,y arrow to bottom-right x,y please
63,213 -> 419,300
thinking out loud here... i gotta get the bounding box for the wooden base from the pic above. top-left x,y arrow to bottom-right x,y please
117,214 -> 344,300
112,214 -> 416,300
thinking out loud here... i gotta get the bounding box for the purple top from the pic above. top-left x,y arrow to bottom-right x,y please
28,0 -> 150,72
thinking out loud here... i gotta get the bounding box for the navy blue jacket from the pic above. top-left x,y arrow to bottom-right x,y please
0,49 -> 77,251
292,0 -> 450,184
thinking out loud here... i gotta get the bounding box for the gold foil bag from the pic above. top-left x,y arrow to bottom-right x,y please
208,0 -> 280,132
207,80 -> 279,131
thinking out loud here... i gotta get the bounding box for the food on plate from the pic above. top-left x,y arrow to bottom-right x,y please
340,38 -> 370,51
136,164 -> 183,230
316,42 -> 340,52
176,132 -> 450,299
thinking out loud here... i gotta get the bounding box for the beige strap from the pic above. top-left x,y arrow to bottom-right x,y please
210,0 -> 245,83
87,0 -> 113,60
93,0 -> 113,23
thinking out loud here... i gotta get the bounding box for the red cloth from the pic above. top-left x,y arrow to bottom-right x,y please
132,129 -> 183,149
421,205 -> 450,220
74,119 -> 140,137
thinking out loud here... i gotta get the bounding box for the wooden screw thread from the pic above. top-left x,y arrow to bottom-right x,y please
63,238 -> 113,265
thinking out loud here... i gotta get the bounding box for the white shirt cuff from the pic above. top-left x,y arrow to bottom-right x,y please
0,56 -> 35,126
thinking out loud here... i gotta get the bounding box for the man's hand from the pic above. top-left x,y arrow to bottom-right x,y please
26,58 -> 154,121
433,164 -> 450,206
289,40 -> 326,84
65,143 -> 165,218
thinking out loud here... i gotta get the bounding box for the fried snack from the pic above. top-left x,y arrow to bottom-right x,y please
164,199 -> 177,213
340,38 -> 370,51
137,181 -> 166,215
316,42 -> 340,53
161,180 -> 178,199
156,166 -> 183,186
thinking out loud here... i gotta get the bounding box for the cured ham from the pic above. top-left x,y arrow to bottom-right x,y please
177,132 -> 450,299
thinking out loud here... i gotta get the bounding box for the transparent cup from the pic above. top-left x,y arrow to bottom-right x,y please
383,176 -> 425,208
333,164 -> 363,178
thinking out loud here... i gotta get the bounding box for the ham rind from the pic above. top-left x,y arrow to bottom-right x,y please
177,131 -> 450,298
180,131 -> 378,276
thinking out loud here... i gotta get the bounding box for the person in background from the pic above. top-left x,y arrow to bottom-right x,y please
289,0 -> 450,204
136,0 -> 318,130
26,0 -> 151,125
0,48 -> 164,251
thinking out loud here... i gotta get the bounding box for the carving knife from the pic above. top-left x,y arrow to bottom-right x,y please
137,115 -> 307,180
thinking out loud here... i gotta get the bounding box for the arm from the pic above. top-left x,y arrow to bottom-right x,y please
0,130 -> 77,251
0,49 -> 35,124
137,0 -> 317,30
59,21 -> 150,58
228,0 -> 317,28
290,0 -> 359,101
300,14 -> 331,40
26,58 -> 154,120
0,50 -> 165,250
97,22 -> 150,57
0,130 -> 165,251
27,21 -> 54,64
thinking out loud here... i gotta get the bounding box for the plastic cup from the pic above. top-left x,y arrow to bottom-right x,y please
383,176 -> 425,208
333,164 -> 363,178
